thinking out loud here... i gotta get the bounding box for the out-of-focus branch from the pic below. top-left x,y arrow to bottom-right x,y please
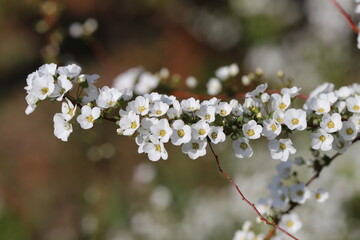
330,0 -> 359,34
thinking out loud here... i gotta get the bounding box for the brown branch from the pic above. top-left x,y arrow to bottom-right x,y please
330,0 -> 360,34
207,141 -> 300,240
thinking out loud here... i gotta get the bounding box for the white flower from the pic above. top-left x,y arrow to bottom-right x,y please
279,213 -> 302,234
181,97 -> 200,113
149,101 -> 169,117
308,82 -> 334,98
82,84 -> 99,104
261,93 -> 270,103
241,75 -> 251,86
281,86 -> 301,98
230,100 -> 244,116
144,135 -> 168,161
332,135 -> 351,154
117,111 -> 140,136
25,94 -> 38,115
113,67 -> 143,90
127,96 -> 150,116
137,117 -> 158,137
268,139 -> 296,161
273,110 -> 285,124
196,105 -> 216,123
208,126 -> 226,144
271,186 -> 290,209
310,128 -> 334,151
346,95 -> 360,113
29,75 -> 55,100
135,72 -> 159,95
216,102 -> 232,117
246,83 -> 268,97
57,64 -> 82,79
320,113 -> 343,133
339,121 -> 357,141
181,139 -> 207,159
96,86 -> 122,109
206,78 -> 222,95
314,188 -> 329,203
191,120 -> 210,140
311,97 -> 330,115
38,63 -> 57,76
53,113 -> 73,141
232,137 -> 253,158
150,119 -> 173,143
61,98 -> 77,121
271,93 -> 291,111
232,230 -> 257,240
256,198 -> 272,215
276,161 -> 292,179
349,114 -> 360,132
335,86 -> 353,100
262,119 -> 281,140
242,120 -> 263,139
215,63 -> 239,80
167,100 -> 182,119
170,120 -> 192,145
290,183 -> 311,204
185,76 -> 197,89
76,105 -> 101,129
51,75 -> 73,101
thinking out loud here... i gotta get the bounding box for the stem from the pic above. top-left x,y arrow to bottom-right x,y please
330,0 -> 359,34
207,141 -> 300,240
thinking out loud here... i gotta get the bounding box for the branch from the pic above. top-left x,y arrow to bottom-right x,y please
207,141 -> 300,240
330,0 -> 359,34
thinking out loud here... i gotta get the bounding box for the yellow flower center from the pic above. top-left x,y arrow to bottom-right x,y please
346,128 -> 354,135
86,115 -> 94,123
198,129 -> 206,135
279,103 -> 286,110
220,110 -> 227,115
247,129 -> 255,137
279,143 -> 287,150
205,114 -> 211,120
277,118 -> 283,123
271,124 -> 277,132
319,135 -> 326,142
177,129 -> 185,138
353,105 -> 360,111
156,110 -> 162,115
296,190 -> 304,197
107,100 -> 114,106
138,106 -> 146,113
327,121 -> 335,129
68,108 -> 74,116
292,118 -> 299,125
41,87 -> 49,95
192,142 -> 200,149
315,193 -> 321,200
240,142 -> 248,150
131,121 -> 138,129
318,108 -> 325,113
155,144 -> 161,152
211,132 -> 217,139
286,220 -> 294,228
159,130 -> 166,137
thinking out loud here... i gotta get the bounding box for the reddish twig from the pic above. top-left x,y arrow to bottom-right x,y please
330,0 -> 360,34
207,141 -> 300,240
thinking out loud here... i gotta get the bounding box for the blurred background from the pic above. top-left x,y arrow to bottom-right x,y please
1,0 -> 360,239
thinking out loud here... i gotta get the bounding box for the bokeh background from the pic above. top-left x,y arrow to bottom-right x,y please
1,0 -> 360,239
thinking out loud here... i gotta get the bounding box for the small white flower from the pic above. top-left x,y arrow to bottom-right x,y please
243,120 -> 263,139
82,84 -> 99,104
215,63 -> 239,80
261,93 -> 270,103
271,186 -> 290,209
273,110 -> 285,124
281,86 -> 301,98
314,188 -> 329,203
308,82 -> 334,98
61,98 -> 77,121
149,101 -> 169,117
96,86 -> 122,109
276,161 -> 292,179
206,78 -> 222,95
135,72 -> 159,95
113,67 -> 143,90
349,114 -> 360,132
53,113 -> 73,141
50,75 -> 73,101
117,111 -> 140,136
241,75 -> 251,86
25,94 -> 39,115
311,97 -> 330,115
170,120 -> 192,145
268,139 -> 296,161
262,119 -> 281,140
290,183 -> 311,204
76,105 -> 101,129
144,135 -> 168,161
29,75 -> 55,100
150,119 -> 173,143
335,86 -> 353,100
137,117 -> 158,137
196,105 -> 216,123
271,93 -> 291,111
310,128 -> 334,151
38,63 -> 57,76
339,121 -> 357,141
216,102 -> 232,117
332,135 -> 352,154
256,198 -> 272,215
246,83 -> 268,97
181,97 -> 200,113
346,95 -> 360,113
232,137 -> 253,158
320,113 -> 343,133
57,64 -> 82,79
208,126 -> 226,144
279,213 -> 302,234
127,96 -> 150,116
185,76 -> 198,89
191,120 -> 210,140
181,139 -> 207,159
230,100 -> 244,116
167,100 -> 182,119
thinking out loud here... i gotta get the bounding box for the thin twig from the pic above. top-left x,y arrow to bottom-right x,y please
330,0 -> 359,34
207,141 -> 300,240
